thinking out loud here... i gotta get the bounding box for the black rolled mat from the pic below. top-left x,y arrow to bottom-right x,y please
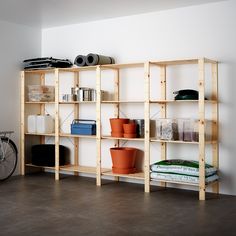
86,53 -> 115,66
74,55 -> 87,66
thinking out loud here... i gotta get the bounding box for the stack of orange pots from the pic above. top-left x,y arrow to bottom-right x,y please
109,118 -> 129,137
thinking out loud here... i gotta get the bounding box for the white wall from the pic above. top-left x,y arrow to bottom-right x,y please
42,0 -> 236,195
0,20 -> 41,174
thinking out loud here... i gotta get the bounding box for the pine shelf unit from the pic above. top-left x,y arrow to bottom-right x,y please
20,58 -> 218,200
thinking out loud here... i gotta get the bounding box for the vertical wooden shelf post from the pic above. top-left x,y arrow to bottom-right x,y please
40,73 -> 45,145
160,65 -> 167,188
212,62 -> 219,194
198,58 -> 206,200
114,68 -> 120,182
55,69 -> 60,180
74,71 -> 79,176
96,66 -> 102,186
144,62 -> 150,193
20,71 -> 25,175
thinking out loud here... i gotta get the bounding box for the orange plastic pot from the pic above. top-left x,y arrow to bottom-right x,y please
110,118 -> 129,133
111,132 -> 124,138
110,147 -> 137,170
123,123 -> 136,134
123,133 -> 137,138
112,167 -> 136,174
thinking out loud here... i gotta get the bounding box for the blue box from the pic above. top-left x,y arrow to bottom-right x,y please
71,119 -> 96,135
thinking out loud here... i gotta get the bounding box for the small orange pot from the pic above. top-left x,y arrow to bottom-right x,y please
110,118 -> 129,133
123,133 -> 136,138
110,147 -> 137,170
123,123 -> 136,134
111,132 -> 123,138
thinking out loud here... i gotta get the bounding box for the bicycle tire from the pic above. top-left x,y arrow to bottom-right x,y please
0,137 -> 18,181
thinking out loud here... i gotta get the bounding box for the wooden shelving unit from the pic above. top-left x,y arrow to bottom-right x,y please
20,58 -> 218,200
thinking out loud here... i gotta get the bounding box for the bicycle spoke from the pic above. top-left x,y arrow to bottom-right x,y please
0,138 -> 17,181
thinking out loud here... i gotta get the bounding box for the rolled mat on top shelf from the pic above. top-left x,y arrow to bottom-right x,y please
86,53 -> 115,66
74,55 -> 87,67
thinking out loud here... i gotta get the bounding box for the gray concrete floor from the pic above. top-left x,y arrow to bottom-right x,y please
0,173 -> 236,236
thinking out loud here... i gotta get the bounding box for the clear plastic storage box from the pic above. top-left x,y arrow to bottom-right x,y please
156,118 -> 212,142
156,118 -> 179,140
28,85 -> 55,102
28,85 -> 54,94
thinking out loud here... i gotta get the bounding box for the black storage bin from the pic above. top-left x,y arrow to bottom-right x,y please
31,144 -> 66,167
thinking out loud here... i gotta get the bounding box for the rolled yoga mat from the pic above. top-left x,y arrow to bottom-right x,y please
74,55 -> 87,66
85,53 -> 115,66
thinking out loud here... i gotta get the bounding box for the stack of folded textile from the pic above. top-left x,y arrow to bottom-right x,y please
150,159 -> 218,184
23,57 -> 73,70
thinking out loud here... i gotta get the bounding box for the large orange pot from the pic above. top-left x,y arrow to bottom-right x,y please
110,118 -> 129,133
110,147 -> 137,173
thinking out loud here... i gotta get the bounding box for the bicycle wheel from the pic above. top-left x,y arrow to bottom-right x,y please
0,137 -> 18,181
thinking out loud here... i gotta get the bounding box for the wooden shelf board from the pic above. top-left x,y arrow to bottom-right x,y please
25,132 -> 55,136
151,178 -> 199,186
26,163 -> 55,170
205,179 -> 219,186
102,100 -> 144,104
58,66 -> 97,72
101,63 -> 144,69
150,100 -> 217,104
150,139 -> 198,144
102,170 -> 145,180
59,165 -> 109,174
23,69 -> 56,74
151,178 -> 218,187
150,59 -> 199,66
59,101 -> 96,104
60,133 -> 96,139
102,136 -> 144,141
25,101 -> 55,104
150,139 -> 216,144
204,58 -> 218,64
150,58 -> 217,66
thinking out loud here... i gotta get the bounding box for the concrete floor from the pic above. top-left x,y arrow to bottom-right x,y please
0,174 -> 236,236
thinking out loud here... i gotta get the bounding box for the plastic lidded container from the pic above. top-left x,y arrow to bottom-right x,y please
28,85 -> 55,102
156,118 -> 179,140
28,93 -> 55,102
28,85 -> 55,94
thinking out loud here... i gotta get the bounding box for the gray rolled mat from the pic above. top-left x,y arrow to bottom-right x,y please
86,53 -> 115,66
74,55 -> 87,66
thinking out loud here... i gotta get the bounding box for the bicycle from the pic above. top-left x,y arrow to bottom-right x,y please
0,131 -> 18,181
